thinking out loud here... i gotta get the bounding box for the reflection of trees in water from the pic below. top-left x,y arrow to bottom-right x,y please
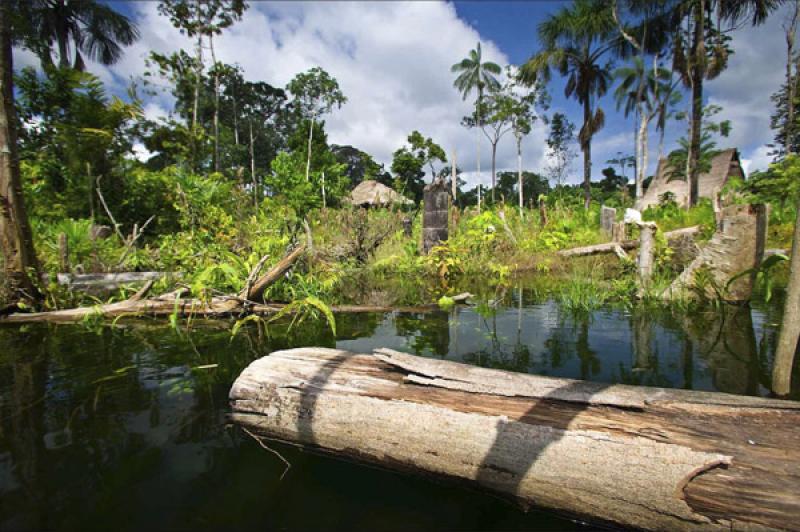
0,323 -> 304,528
542,309 -> 600,379
686,306 -> 767,396
394,311 -> 451,357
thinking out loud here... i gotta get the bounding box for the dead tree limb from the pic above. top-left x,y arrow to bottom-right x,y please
242,244 -> 306,302
558,226 -> 700,258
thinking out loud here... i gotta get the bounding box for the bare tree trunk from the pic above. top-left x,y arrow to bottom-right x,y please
688,0 -> 705,207
249,121 -> 257,208
786,0 -> 799,155
582,100 -> 592,210
640,116 -> 650,198
305,119 -> 314,182
0,2 -> 40,303
490,141 -> 497,203
773,195 -> 800,396
210,36 -> 220,173
636,111 -> 646,199
517,136 -> 523,219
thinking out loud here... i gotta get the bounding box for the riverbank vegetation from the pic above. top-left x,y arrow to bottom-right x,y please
0,0 -> 797,337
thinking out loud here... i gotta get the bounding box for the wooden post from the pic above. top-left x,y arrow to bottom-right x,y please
58,232 -> 69,273
637,222 -> 657,288
422,180 -> 448,254
612,221 -> 626,242
601,205 -> 616,236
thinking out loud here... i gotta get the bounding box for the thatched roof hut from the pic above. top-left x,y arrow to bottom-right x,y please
637,148 -> 745,210
346,180 -> 412,207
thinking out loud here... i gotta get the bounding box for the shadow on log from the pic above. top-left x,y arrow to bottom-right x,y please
230,347 -> 800,531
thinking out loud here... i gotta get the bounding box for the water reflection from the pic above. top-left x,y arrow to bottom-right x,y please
0,286 -> 797,531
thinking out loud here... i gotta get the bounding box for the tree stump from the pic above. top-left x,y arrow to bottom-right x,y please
638,222 -> 657,287
668,204 -> 767,301
422,180 -> 449,254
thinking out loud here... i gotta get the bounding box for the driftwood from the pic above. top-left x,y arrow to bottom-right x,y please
243,244 -> 306,301
558,225 -> 700,258
230,347 -> 800,531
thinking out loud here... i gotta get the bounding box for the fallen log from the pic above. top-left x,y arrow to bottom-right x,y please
229,347 -> 800,531
0,297 -> 450,324
558,225 -> 700,258
51,271 -> 178,292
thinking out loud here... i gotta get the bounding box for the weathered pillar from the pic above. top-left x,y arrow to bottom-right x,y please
422,180 -> 448,254
637,222 -> 657,287
668,204 -> 768,301
612,221 -> 626,242
601,205 -> 616,236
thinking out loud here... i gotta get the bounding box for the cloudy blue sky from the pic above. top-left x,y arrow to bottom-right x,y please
15,1 -> 790,187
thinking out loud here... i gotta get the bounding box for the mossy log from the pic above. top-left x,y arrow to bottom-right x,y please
230,347 -> 800,531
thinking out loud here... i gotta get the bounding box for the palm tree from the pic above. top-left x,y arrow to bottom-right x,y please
613,56 -> 671,200
452,42 -> 501,206
521,0 -> 617,210
27,0 -> 139,71
0,1 -> 41,303
672,0 -> 780,206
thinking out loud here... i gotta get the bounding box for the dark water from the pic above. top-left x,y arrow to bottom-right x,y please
0,286 -> 796,531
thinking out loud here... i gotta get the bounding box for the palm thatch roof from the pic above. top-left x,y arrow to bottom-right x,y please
346,180 -> 413,207
637,148 -> 744,210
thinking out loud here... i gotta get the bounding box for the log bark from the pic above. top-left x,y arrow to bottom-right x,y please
558,226 -> 700,258
638,222 -> 657,286
229,347 -> 800,531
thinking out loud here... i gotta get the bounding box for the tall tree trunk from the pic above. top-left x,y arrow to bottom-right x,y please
491,141 -> 497,204
0,2 -> 40,303
249,121 -> 256,208
772,193 -> 800,396
582,99 -> 592,210
640,115 -> 650,199
786,0 -> 799,155
210,36 -> 220,173
634,109 -> 647,201
477,89 -> 482,208
517,136 -> 523,219
688,0 -> 705,207
305,119 -> 314,182
191,33 -> 203,172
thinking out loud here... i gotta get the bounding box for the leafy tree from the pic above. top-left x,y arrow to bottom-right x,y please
544,112 -> 577,187
770,73 -> 800,159
671,0 -> 779,205
521,0 -> 618,209
23,0 -> 139,71
16,66 -> 142,221
598,166 -> 627,194
0,0 -> 40,303
331,145 -> 387,189
158,0 -> 248,169
451,42 -> 502,205
286,67 -> 347,185
390,131 -> 446,203
494,171 -> 550,207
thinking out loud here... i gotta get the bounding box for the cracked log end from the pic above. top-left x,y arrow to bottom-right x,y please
230,348 -> 800,531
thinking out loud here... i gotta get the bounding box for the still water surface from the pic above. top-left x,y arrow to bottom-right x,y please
0,286 -> 794,531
